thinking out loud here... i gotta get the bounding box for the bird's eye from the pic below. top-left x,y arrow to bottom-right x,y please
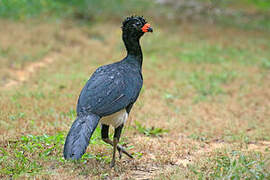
135,22 -> 141,26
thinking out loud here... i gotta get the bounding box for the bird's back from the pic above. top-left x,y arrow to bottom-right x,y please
76,60 -> 143,117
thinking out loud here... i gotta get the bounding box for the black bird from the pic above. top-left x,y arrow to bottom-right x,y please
63,16 -> 153,167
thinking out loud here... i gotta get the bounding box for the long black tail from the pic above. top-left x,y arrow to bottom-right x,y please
63,114 -> 100,160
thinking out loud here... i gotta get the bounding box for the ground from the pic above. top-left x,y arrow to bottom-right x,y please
0,18 -> 270,179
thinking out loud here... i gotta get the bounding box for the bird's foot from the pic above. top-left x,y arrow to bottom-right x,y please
117,145 -> 133,159
110,159 -> 115,168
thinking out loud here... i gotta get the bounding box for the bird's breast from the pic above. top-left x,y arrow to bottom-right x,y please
100,109 -> 128,128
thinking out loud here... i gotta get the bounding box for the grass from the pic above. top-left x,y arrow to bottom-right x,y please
0,127 -> 127,178
134,121 -> 169,137
189,70 -> 237,101
0,1 -> 270,179
0,22 -> 270,178
0,19 -> 269,178
0,133 -> 64,177
184,150 -> 270,179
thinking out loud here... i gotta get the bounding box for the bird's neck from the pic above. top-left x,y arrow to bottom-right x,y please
122,32 -> 143,67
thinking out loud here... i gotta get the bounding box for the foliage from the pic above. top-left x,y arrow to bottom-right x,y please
0,133 -> 64,177
0,0 -> 153,21
134,121 -> 168,137
0,0 -> 270,31
0,0 -> 68,19
0,127 -> 106,178
243,0 -> 270,11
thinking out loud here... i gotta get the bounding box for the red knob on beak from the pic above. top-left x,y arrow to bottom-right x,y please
142,23 -> 153,33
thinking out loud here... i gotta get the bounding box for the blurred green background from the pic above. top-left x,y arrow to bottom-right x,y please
0,0 -> 269,30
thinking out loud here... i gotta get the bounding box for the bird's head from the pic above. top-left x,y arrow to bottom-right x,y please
122,16 -> 153,39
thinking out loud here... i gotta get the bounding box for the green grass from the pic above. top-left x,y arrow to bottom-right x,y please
177,42 -> 264,65
0,126 -> 118,178
236,0 -> 270,11
0,133 -> 64,177
216,14 -> 270,32
134,121 -> 169,137
186,150 -> 270,179
189,70 -> 237,101
261,58 -> 270,69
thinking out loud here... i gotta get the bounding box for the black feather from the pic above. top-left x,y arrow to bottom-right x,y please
122,15 -> 147,29
76,62 -> 143,117
63,114 -> 100,160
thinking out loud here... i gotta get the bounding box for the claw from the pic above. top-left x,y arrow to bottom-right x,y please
118,147 -> 123,159
110,159 -> 115,168
117,145 -> 133,159
117,145 -> 122,159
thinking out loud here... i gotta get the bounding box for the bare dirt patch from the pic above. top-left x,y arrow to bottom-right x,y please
178,140 -> 270,166
3,55 -> 55,88
116,135 -> 270,179
247,141 -> 270,153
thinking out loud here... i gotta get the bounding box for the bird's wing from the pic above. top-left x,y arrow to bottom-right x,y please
77,64 -> 142,117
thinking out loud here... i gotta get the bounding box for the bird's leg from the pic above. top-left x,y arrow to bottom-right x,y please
103,138 -> 133,159
113,124 -> 134,159
101,124 -> 133,160
110,125 -> 123,168
117,144 -> 133,159
101,124 -> 116,167
101,124 -> 111,146
110,124 -> 123,168
110,137 -> 118,168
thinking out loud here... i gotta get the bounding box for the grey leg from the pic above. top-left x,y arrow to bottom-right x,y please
110,124 -> 124,167
110,137 -> 118,168
101,124 -> 133,163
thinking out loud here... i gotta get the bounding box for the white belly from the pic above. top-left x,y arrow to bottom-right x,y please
100,109 -> 128,128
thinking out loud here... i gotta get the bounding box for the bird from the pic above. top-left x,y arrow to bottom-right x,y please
63,16 -> 153,167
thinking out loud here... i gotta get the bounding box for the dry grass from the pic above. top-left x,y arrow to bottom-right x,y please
0,19 -> 270,179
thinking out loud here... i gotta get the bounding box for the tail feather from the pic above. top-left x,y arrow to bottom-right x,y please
63,114 -> 100,160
